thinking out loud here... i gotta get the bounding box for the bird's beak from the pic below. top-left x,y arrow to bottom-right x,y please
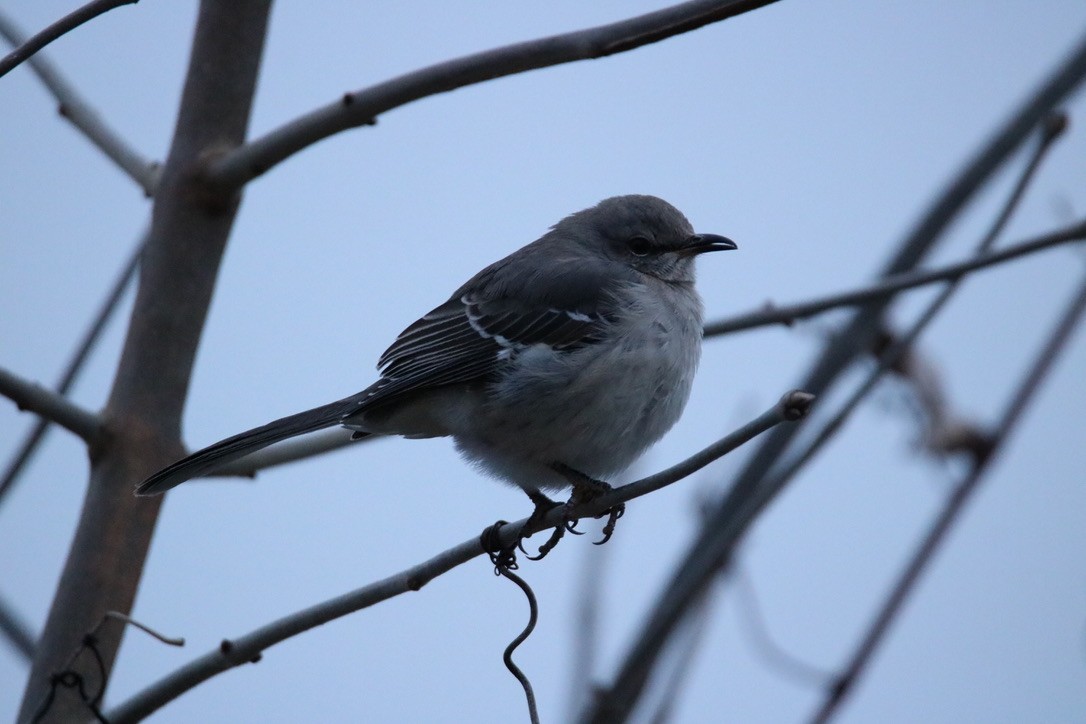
679,233 -> 738,256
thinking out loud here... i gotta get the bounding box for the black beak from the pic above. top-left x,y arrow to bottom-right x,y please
680,233 -> 738,256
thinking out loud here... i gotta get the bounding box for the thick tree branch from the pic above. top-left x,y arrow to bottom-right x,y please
17,2 -> 271,720
106,392 -> 810,723
582,29 -> 1086,723
0,366 -> 101,444
705,222 -> 1086,336
0,0 -> 138,79
0,232 -> 143,508
0,9 -> 159,195
810,269 -> 1086,724
206,0 -> 779,189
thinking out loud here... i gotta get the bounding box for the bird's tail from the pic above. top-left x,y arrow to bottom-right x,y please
135,393 -> 367,496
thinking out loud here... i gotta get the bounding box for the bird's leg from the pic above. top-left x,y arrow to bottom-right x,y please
551,463 -> 626,545
519,489 -> 568,561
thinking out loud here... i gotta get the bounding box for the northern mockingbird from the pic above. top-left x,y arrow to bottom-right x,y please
137,195 -> 735,539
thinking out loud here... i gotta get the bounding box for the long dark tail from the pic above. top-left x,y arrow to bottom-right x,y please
136,393 -> 368,496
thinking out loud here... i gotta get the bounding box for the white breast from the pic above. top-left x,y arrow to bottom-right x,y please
454,280 -> 704,491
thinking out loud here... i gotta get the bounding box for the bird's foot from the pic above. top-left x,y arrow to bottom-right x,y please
519,490 -> 568,561
551,463 -> 625,546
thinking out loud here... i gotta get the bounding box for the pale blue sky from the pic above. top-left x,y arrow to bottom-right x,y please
2,2 -> 1085,722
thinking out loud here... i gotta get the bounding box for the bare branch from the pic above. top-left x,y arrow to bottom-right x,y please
0,9 -> 159,195
749,113 -> 1072,485
0,591 -> 36,662
17,1 -> 271,718
732,568 -> 831,686
207,0 -> 779,189
582,30 -> 1086,723
106,393 -> 808,722
0,366 -> 101,444
704,221 -> 1085,337
0,0 -> 139,79
810,269 -> 1086,724
0,232 -> 143,508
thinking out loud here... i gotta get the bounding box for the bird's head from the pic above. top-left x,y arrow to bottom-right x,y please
559,194 -> 736,283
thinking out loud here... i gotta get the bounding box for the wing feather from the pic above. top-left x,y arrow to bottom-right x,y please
361,255 -> 632,410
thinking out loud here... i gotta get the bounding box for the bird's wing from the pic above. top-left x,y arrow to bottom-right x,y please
362,258 -> 630,408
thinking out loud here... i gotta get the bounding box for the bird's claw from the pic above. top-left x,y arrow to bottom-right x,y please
551,463 -> 625,546
594,503 -> 625,545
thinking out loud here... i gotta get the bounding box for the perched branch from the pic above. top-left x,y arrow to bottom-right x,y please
582,31 -> 1086,723
0,366 -> 101,444
704,221 -> 1086,337
0,232 -> 143,507
810,269 -> 1086,724
0,0 -> 139,79
0,9 -> 159,195
106,392 -> 809,723
207,0 -> 779,189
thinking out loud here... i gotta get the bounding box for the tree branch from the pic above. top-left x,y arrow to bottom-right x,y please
582,29 -> 1086,723
17,2 -> 271,719
206,0 -> 780,190
0,231 -> 143,508
704,222 -> 1086,337
0,0 -> 139,79
0,9 -> 159,195
0,591 -> 36,662
0,366 -> 101,444
106,392 -> 810,723
810,268 -> 1086,724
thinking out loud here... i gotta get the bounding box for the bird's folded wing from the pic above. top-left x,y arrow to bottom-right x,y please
363,260 -> 628,408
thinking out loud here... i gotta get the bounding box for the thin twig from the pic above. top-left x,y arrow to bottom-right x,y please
0,592 -> 36,661
27,611 -> 185,722
0,366 -> 101,444
766,114 -> 1069,499
757,110 -> 1068,535
565,523 -> 611,722
704,221 -> 1085,337
810,269 -> 1086,724
582,31 -> 1086,723
643,581 -> 717,724
0,0 -> 139,79
207,0 -> 779,189
105,394 -> 807,723
0,232 -> 143,506
0,9 -> 159,195
732,568 -> 831,687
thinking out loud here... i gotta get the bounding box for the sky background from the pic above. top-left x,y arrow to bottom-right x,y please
2,1 -> 1086,722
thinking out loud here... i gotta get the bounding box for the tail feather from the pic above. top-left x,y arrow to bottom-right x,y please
136,394 -> 366,496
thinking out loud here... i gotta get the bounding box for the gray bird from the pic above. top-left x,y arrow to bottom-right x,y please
136,195 -> 735,535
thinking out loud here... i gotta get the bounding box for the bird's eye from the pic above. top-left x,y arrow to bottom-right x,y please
628,236 -> 652,257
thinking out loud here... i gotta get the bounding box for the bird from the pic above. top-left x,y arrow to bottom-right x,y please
136,195 -> 735,544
